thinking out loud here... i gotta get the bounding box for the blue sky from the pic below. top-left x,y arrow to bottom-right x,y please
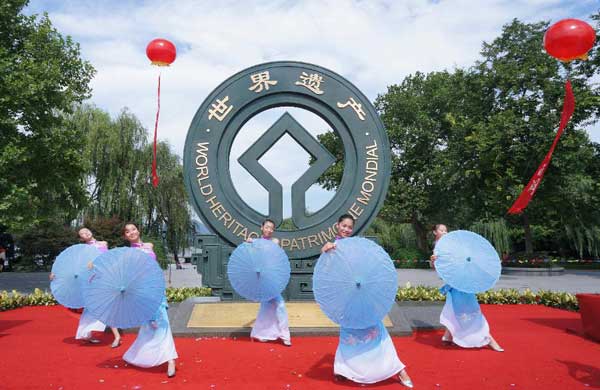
25,0 -> 600,217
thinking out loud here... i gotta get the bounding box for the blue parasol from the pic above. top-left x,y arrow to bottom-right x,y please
81,247 -> 165,329
227,239 -> 290,302
434,230 -> 501,293
313,237 -> 398,329
50,244 -> 102,309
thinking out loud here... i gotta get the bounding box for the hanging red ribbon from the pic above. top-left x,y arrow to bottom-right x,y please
508,80 -> 575,214
152,73 -> 161,188
146,38 -> 176,188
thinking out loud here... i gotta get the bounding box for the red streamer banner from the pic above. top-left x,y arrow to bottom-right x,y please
508,80 -> 575,215
152,73 -> 161,188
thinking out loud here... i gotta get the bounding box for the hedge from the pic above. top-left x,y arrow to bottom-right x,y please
1,285 -> 579,311
396,284 -> 579,311
0,286 -> 213,311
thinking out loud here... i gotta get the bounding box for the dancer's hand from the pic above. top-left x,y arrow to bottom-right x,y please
429,255 -> 437,269
87,261 -> 94,270
246,237 -> 254,243
49,273 -> 55,281
321,242 -> 336,253
150,320 -> 158,329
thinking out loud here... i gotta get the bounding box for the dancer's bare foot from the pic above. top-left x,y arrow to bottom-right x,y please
110,337 -> 121,348
167,360 -> 176,377
398,369 -> 413,388
110,327 -> 121,348
488,337 -> 504,352
441,329 -> 452,343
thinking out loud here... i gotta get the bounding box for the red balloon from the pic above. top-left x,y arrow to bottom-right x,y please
544,19 -> 596,62
146,38 -> 177,66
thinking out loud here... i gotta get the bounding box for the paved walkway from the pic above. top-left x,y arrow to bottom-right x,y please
0,264 -> 203,294
1,266 -> 598,294
397,269 -> 600,293
163,264 -> 203,288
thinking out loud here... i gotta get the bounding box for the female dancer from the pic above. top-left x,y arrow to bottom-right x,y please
121,222 -> 178,377
321,214 -> 413,388
430,224 -> 504,352
247,219 -> 291,346
50,228 -> 121,346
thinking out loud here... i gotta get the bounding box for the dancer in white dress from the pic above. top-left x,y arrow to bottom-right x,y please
50,228 -> 121,346
430,224 -> 504,351
321,214 -> 413,388
120,223 -> 178,377
247,219 -> 291,346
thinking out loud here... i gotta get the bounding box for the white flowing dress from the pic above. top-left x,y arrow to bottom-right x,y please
123,242 -> 178,367
123,298 -> 178,367
251,294 -> 290,342
75,240 -> 108,339
334,321 -> 405,383
439,285 -> 491,348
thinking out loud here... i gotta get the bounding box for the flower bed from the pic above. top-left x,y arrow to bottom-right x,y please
0,286 -> 213,311
165,286 -> 212,302
1,285 -> 579,312
396,284 -> 579,311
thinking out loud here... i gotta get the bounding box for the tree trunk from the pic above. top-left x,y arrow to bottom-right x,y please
173,249 -> 183,269
411,214 -> 429,253
522,212 -> 534,254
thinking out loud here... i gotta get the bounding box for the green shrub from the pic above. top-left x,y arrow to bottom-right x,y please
1,287 -> 213,311
83,216 -> 126,248
470,218 -> 512,256
166,287 -> 212,302
393,259 -> 431,269
392,247 -> 424,261
365,220 -> 419,257
396,284 -> 445,301
0,285 -> 578,312
396,284 -> 579,311
16,221 -> 77,271
0,289 -> 57,311
144,236 -> 168,270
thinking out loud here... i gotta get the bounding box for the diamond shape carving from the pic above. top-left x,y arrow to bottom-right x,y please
238,112 -> 335,228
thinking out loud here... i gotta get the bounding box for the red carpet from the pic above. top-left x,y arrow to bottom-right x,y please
0,304 -> 598,390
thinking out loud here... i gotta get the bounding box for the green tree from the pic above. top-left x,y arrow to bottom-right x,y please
320,69 -> 485,251
473,18 -> 600,253
375,69 -> 490,251
319,16 -> 600,257
74,106 -> 148,222
66,105 -> 192,261
142,142 -> 191,264
16,221 -> 76,271
0,1 -> 95,231
83,215 -> 126,248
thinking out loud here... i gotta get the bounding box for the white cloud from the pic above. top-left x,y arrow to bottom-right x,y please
25,0 -> 599,216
